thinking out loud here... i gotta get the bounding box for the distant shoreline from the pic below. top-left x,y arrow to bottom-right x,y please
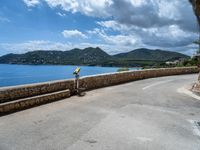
0,47 -> 189,68
0,63 -> 143,69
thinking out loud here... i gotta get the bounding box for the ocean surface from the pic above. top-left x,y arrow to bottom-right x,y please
0,64 -> 140,87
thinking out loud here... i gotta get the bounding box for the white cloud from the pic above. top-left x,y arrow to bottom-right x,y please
97,20 -> 132,32
23,0 -> 40,7
0,41 -> 71,54
97,19 -> 197,48
57,12 -> 66,17
44,0 -> 113,17
104,34 -> 140,46
129,0 -> 147,7
88,28 -> 142,47
22,0 -> 196,32
20,0 -> 198,55
62,29 -> 87,38
97,20 -> 118,30
100,31 -> 140,46
150,25 -> 190,40
0,40 -> 127,55
45,0 -> 79,13
0,40 -> 144,56
140,25 -> 197,48
0,39 -> 198,56
158,1 -> 181,20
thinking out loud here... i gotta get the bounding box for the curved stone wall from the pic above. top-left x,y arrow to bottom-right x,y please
0,67 -> 199,103
0,80 -> 74,103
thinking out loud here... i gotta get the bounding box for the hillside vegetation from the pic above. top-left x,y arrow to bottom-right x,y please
0,47 -> 190,67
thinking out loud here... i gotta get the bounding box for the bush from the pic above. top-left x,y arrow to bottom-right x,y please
117,68 -> 130,72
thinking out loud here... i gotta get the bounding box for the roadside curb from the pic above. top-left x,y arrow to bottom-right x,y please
177,85 -> 200,101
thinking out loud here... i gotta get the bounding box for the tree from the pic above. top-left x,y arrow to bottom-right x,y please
189,0 -> 200,84
189,0 -> 200,55
189,0 -> 200,24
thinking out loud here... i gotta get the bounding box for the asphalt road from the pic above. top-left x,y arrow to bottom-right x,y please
1,74 -> 200,150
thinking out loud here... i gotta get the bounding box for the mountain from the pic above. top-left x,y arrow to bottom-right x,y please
0,47 -> 189,67
114,48 -> 189,61
0,47 -> 112,66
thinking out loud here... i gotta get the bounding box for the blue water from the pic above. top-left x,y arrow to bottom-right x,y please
0,64 -> 140,87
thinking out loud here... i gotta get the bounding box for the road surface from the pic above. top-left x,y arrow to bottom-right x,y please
1,74 -> 200,150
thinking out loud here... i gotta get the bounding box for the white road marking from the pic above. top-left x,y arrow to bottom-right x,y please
188,120 -> 200,137
142,80 -> 174,90
177,87 -> 200,101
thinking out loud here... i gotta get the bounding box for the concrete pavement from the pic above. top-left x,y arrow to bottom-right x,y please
0,74 -> 200,150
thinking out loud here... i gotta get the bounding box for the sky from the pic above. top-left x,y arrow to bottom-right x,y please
0,0 -> 199,56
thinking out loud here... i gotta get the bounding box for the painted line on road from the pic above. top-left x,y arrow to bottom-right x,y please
177,87 -> 200,101
142,79 -> 174,90
188,120 -> 200,137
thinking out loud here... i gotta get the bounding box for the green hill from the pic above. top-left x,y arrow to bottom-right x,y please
114,48 -> 189,61
0,47 -> 112,66
0,47 -> 189,67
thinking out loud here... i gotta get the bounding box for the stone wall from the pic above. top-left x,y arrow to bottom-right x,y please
0,80 -> 74,103
79,67 -> 199,91
0,67 -> 199,103
0,90 -> 70,115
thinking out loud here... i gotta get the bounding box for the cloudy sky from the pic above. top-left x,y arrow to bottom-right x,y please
0,0 -> 198,56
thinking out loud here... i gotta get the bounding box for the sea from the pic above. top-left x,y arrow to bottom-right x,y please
0,64 -> 140,87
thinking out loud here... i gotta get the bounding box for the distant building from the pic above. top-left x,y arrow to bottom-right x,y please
165,60 -> 180,65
